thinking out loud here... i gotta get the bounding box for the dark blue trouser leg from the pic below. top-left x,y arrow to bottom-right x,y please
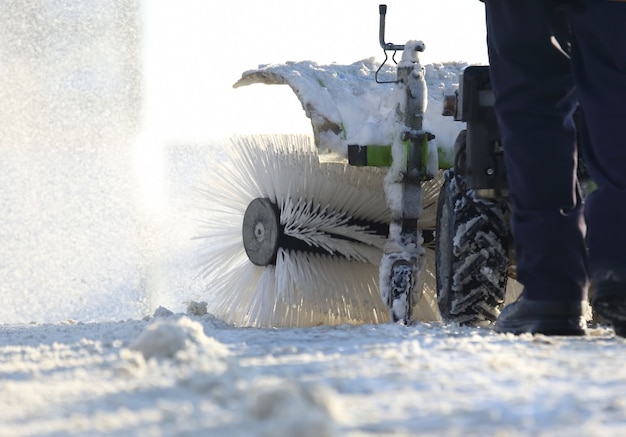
568,1 -> 626,281
484,0 -> 588,301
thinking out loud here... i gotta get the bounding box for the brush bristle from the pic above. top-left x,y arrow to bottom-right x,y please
195,134 -> 442,327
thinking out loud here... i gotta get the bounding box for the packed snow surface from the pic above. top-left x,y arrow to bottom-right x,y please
2,310 -> 626,436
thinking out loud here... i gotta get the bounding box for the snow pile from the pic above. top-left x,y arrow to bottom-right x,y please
124,311 -> 343,436
130,315 -> 228,360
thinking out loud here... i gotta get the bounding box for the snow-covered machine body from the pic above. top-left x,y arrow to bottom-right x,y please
233,59 -> 458,168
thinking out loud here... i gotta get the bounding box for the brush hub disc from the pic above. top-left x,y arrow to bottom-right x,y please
242,198 -> 280,266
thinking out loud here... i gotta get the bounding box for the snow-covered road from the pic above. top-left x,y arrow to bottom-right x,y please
2,312 -> 625,436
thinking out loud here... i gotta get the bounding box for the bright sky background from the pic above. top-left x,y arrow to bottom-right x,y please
141,0 -> 488,143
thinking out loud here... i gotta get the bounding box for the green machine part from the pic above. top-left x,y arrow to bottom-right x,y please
347,142 -> 454,170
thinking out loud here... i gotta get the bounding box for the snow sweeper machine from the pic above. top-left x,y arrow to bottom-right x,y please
199,5 -> 519,328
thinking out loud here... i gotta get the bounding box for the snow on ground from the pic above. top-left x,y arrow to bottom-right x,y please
2,309 -> 626,436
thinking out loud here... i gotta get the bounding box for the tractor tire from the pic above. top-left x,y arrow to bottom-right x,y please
435,169 -> 510,326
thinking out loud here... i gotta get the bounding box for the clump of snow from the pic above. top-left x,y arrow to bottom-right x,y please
129,316 -> 228,360
398,40 -> 426,65
186,300 -> 208,316
115,348 -> 148,377
248,380 -> 341,437
153,306 -> 175,318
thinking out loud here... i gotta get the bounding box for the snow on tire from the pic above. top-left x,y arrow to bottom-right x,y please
435,169 -> 510,326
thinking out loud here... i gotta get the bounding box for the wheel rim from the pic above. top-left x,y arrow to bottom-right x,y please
242,198 -> 281,266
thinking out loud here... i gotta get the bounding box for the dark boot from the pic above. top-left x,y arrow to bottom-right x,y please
592,278 -> 626,337
494,297 -> 586,336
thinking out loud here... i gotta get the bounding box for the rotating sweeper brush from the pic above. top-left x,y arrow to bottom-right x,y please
196,135 -> 441,327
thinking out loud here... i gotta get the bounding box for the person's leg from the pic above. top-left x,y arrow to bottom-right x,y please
568,0 -> 626,279
568,0 -> 626,332
483,0 -> 587,334
485,0 -> 588,301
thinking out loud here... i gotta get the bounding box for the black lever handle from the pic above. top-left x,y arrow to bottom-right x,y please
379,4 -> 405,51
